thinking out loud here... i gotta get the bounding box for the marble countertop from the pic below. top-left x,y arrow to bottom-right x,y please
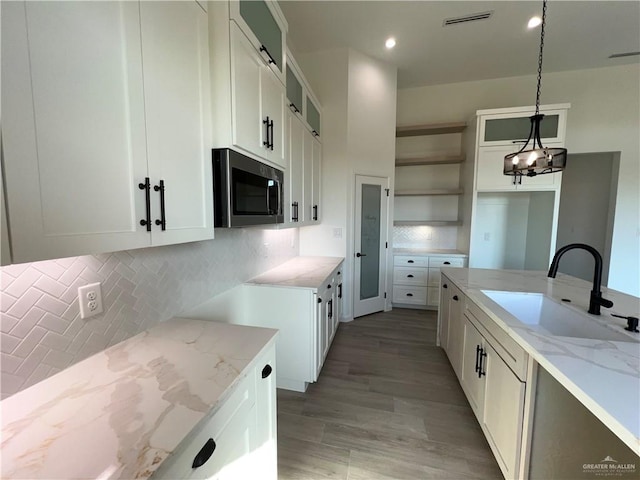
1,318 -> 278,480
393,248 -> 467,256
442,267 -> 640,455
246,256 -> 344,290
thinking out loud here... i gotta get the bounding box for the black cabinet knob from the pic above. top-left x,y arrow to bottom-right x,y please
262,364 -> 272,379
453,295 -> 459,301
406,293 -> 413,297
327,284 -> 332,288
407,260 -> 414,263
444,261 -> 451,265
407,274 -> 414,278
192,438 -> 216,468
443,284 -> 448,289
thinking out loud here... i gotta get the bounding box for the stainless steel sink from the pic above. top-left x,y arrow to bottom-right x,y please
480,290 -> 637,343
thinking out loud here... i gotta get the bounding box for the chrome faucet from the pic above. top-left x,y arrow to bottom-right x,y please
547,243 -> 613,315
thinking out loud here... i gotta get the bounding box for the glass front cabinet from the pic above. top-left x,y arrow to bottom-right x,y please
230,0 -> 287,84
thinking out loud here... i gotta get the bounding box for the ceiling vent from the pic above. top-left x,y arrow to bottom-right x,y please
608,51 -> 640,59
443,11 -> 493,27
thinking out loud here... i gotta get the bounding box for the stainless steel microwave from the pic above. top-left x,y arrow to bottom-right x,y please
213,149 -> 284,227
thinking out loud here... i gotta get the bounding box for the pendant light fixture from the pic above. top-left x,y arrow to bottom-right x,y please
504,0 -> 567,178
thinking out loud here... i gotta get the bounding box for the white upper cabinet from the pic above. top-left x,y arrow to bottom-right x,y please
3,1 -> 150,262
229,0 -> 287,85
311,135 -> 322,222
216,17 -> 285,169
286,53 -> 323,143
285,108 -> 304,225
140,1 -> 213,246
2,1 -> 213,264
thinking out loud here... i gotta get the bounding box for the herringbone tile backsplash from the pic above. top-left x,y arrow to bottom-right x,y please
0,228 -> 298,399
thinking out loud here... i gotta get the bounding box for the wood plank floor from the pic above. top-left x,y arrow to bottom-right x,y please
277,308 -> 502,480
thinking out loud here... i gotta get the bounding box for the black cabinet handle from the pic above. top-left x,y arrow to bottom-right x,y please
154,180 -> 166,231
328,299 -> 333,319
407,260 -> 414,264
312,130 -> 319,137
406,293 -> 413,297
192,438 -> 216,469
263,116 -> 271,148
475,345 -> 481,373
407,274 -> 414,278
444,261 -> 451,265
453,295 -> 459,301
478,349 -> 487,378
289,102 -> 300,114
337,271 -> 341,275
356,252 -> 367,257
292,201 -> 299,222
443,284 -> 448,289
261,364 -> 272,379
259,45 -> 276,65
138,177 -> 151,231
313,205 -> 318,221
269,119 -> 274,150
338,283 -> 342,299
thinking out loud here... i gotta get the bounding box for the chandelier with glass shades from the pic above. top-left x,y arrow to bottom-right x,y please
504,0 -> 567,178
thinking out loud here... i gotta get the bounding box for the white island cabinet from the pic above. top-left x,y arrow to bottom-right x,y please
1,319 -> 278,480
439,268 -> 640,479
2,1 -> 213,264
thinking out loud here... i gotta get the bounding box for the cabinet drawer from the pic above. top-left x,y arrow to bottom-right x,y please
427,286 -> 440,306
154,372 -> 256,479
394,255 -> 428,267
465,300 -> 528,381
394,267 -> 428,286
428,257 -> 465,268
393,286 -> 427,305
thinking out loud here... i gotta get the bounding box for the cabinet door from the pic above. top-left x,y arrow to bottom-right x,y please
286,63 -> 304,115
140,1 -> 213,246
230,0 -> 286,84
479,109 -> 566,147
460,317 -> 486,416
311,136 -> 322,222
2,1 -> 150,262
476,146 -> 519,191
230,23 -> 263,159
285,109 -> 304,224
260,66 -> 286,168
438,279 -> 451,349
154,373 -> 257,480
482,343 -> 525,479
254,345 -> 277,480
306,96 -> 321,138
445,284 -> 464,379
302,129 -> 314,223
314,295 -> 326,381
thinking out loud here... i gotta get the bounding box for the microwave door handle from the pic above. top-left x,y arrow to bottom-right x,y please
266,184 -> 271,214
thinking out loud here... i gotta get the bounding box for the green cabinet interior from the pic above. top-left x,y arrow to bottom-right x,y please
286,65 -> 303,113
306,97 -> 320,136
484,114 -> 559,142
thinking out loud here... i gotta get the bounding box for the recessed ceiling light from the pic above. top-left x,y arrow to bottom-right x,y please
528,16 -> 542,29
385,37 -> 396,49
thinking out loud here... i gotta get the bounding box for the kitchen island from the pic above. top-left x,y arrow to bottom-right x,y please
440,267 -> 639,479
0,319 -> 278,480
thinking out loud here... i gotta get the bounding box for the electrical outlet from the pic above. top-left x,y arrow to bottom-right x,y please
78,282 -> 103,319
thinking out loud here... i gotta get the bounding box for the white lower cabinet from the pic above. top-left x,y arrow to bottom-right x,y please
393,254 -> 466,310
442,272 -> 528,479
244,263 -> 343,392
152,344 -> 276,480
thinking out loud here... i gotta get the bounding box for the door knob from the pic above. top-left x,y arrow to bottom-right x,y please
356,252 -> 367,257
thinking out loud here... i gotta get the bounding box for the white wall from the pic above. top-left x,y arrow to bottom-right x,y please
298,48 -> 397,319
398,64 -> 640,296
0,228 -> 299,398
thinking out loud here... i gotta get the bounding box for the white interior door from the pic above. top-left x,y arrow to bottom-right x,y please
354,175 -> 389,318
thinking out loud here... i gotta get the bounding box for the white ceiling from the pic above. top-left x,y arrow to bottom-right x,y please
280,1 -> 640,88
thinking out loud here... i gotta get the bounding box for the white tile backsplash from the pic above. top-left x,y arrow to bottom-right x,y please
393,225 -> 459,250
0,227 -> 299,398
